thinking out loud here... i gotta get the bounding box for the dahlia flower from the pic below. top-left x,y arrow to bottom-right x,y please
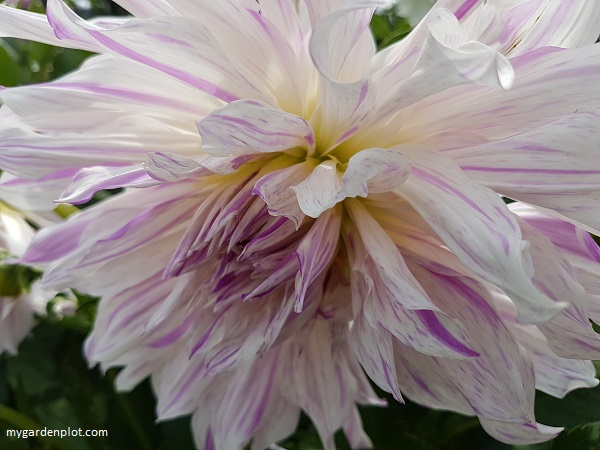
0,204 -> 56,354
2,0 -> 600,448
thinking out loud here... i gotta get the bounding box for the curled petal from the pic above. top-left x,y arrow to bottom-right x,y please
341,148 -> 411,197
60,165 -> 159,204
197,100 -> 315,157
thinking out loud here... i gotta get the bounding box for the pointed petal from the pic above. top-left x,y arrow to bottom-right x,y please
0,4 -> 98,51
409,266 -> 537,423
479,420 -> 562,445
293,209 -> 341,311
397,148 -> 567,324
59,165 -> 159,204
508,322 -> 598,398
514,217 -> 600,359
345,199 -> 440,311
351,312 -> 403,401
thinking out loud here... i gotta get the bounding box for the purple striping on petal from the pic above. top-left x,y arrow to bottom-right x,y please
416,310 -> 480,357
87,30 -> 239,103
149,315 -> 196,348
412,168 -> 495,221
1,167 -> 79,185
206,346 -> 240,374
461,166 -> 600,175
350,81 -> 369,116
213,115 -> 311,143
305,133 -> 315,146
247,360 -> 278,432
336,126 -> 360,144
454,0 -> 481,20
443,276 -> 501,326
146,33 -> 195,48
205,428 -> 216,450
247,9 -> 275,40
163,360 -> 207,415
413,373 -> 438,399
107,276 -> 163,326
189,307 -> 231,357
51,83 -> 201,114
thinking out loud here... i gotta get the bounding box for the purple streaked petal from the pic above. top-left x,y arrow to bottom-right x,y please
351,313 -> 402,401
479,420 -> 562,445
454,110 -> 600,233
345,198 -> 441,311
60,165 -> 160,204
46,0 -> 264,102
293,208 -> 341,311
341,148 -> 411,197
397,148 -> 567,324
292,160 -> 341,218
145,152 -> 211,182
252,160 -> 313,227
197,100 -> 315,157
0,3 -> 99,51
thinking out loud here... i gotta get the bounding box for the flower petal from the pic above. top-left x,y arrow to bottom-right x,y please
59,165 -> 160,204
341,148 -> 411,196
197,100 -> 315,157
0,116 -> 200,179
407,45 -> 600,140
479,420 -> 562,445
373,7 -> 513,122
0,170 -> 79,212
351,312 -> 403,401
293,208 -> 341,311
292,160 -> 341,218
253,161 -> 312,228
454,110 -> 600,233
46,0 -> 263,102
397,148 -> 567,324
0,4 -> 98,51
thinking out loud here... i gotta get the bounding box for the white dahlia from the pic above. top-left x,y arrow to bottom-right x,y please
1,0 -> 600,448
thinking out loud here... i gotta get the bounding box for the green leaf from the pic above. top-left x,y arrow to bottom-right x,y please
535,385 -> 600,429
550,421 -> 600,450
0,39 -> 22,86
